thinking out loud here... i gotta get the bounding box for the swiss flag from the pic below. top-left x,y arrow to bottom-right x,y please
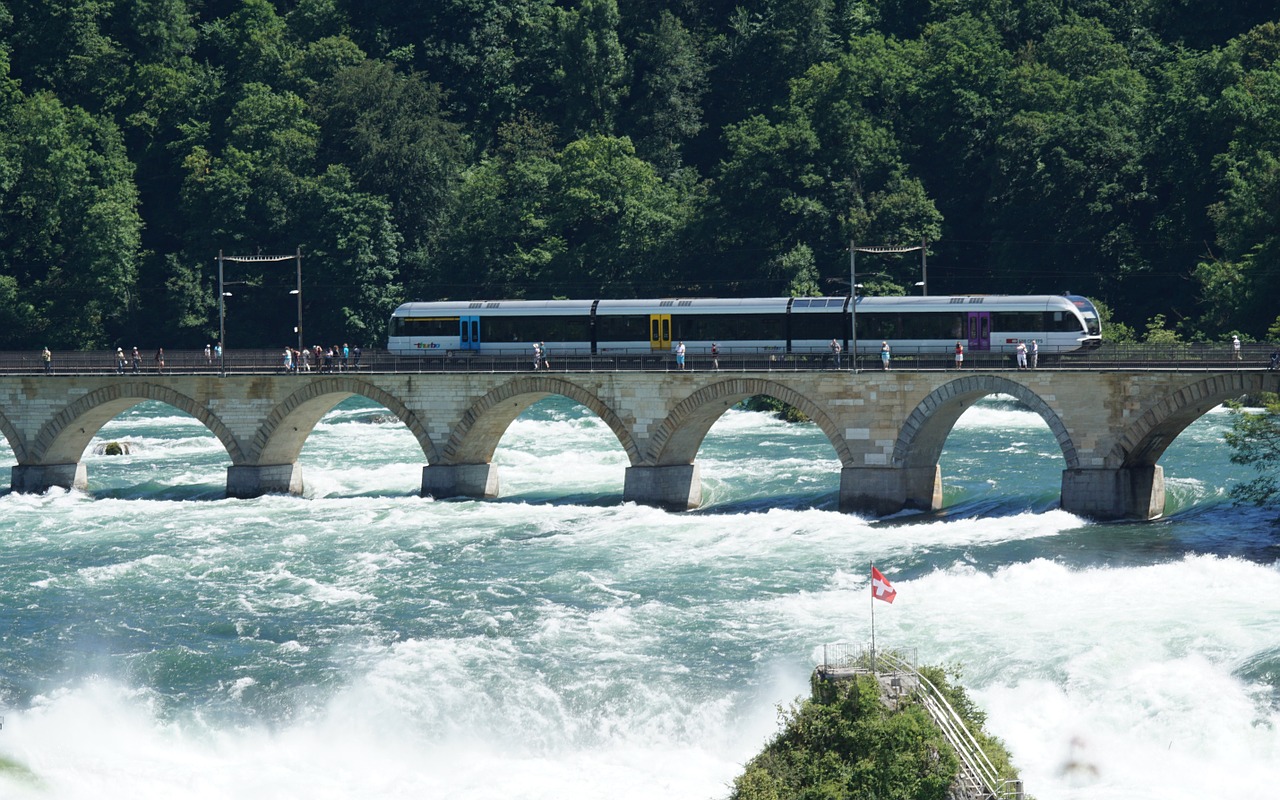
871,566 -> 897,604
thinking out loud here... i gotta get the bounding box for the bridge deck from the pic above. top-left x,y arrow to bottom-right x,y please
1,345 -> 1274,375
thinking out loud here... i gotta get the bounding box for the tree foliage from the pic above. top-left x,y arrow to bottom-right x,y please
1225,393 -> 1280,512
2,1 -> 1280,348
730,667 -> 1018,800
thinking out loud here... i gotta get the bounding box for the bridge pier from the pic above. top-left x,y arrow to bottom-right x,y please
1060,466 -> 1165,521
623,464 -> 701,511
11,463 -> 88,493
839,466 -> 942,516
421,463 -> 500,500
226,464 -> 303,498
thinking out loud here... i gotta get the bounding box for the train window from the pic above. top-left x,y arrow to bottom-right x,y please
671,313 -> 785,341
484,315 -> 592,342
859,312 -> 964,340
790,312 -> 846,340
992,312 -> 1044,332
1048,312 -> 1084,332
858,313 -> 899,340
596,315 -> 650,341
391,316 -> 458,337
904,312 -> 965,339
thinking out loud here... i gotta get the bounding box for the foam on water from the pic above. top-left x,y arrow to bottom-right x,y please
0,396 -> 1276,799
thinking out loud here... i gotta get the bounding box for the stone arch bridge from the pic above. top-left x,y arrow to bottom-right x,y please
1,369 -> 1274,520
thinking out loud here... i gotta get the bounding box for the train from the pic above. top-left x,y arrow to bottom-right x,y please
386,294 -> 1103,358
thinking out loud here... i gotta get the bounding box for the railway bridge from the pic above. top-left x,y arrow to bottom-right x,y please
0,367 -> 1275,520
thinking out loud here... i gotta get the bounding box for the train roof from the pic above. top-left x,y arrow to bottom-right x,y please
595,297 -> 793,314
394,299 -> 596,316
855,294 -> 1085,311
393,294 -> 1090,315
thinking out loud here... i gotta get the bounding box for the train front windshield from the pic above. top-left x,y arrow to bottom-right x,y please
1066,295 -> 1101,337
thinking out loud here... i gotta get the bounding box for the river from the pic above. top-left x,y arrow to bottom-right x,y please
0,394 -> 1277,799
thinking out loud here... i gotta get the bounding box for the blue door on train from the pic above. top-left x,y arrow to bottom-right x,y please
459,315 -> 481,351
649,314 -> 671,351
966,312 -> 991,351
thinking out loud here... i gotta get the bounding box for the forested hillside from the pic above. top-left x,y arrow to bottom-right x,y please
2,0 -> 1278,350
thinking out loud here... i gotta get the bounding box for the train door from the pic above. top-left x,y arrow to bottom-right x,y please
649,314 -> 671,351
966,312 -> 990,351
459,315 -> 481,351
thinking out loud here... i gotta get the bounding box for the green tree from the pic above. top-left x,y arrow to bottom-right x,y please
1204,27 -> 1280,338
435,126 -> 697,299
3,0 -> 125,112
769,242 -> 821,297
730,672 -> 962,800
708,0 -> 837,130
556,0 -> 628,137
546,134 -> 694,296
293,165 -> 403,345
624,11 -> 707,176
198,0 -> 296,89
1224,394 -> 1280,512
311,59 -> 467,290
984,16 -> 1153,299
0,79 -> 141,348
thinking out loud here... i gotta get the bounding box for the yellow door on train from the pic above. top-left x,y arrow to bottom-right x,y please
649,314 -> 672,351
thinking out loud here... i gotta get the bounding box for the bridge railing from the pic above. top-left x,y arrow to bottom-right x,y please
0,342 -> 1275,375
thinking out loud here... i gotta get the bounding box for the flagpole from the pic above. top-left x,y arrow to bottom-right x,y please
870,560 -> 876,672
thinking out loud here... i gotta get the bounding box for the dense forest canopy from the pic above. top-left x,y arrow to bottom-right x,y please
1,0 -> 1278,350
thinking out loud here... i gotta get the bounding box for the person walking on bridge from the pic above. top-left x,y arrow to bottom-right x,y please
154,347 -> 165,374
41,347 -> 52,375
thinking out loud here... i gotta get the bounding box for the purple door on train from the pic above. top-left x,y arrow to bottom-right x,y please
966,312 -> 990,351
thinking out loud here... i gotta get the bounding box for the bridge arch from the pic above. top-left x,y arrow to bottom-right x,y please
1106,373 -> 1269,468
645,378 -> 850,466
29,383 -> 244,465
0,407 -> 27,463
252,377 -> 438,465
892,375 -> 1077,470
441,376 -> 639,466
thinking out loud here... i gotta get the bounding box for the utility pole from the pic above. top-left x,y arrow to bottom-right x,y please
848,241 -> 928,369
217,249 -> 304,375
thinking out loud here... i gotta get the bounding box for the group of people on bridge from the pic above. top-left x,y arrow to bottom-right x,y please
282,343 -> 361,373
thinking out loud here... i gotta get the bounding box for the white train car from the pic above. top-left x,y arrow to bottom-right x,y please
386,294 -> 1100,358
852,294 -> 1101,355
387,299 -> 596,357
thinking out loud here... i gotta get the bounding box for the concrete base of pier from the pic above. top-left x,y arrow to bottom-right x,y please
226,463 -> 303,498
11,462 -> 88,493
839,466 -> 942,516
421,463 -> 500,500
1060,465 -> 1165,521
623,464 -> 701,511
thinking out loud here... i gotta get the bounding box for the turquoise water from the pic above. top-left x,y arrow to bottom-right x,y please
0,395 -> 1277,799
